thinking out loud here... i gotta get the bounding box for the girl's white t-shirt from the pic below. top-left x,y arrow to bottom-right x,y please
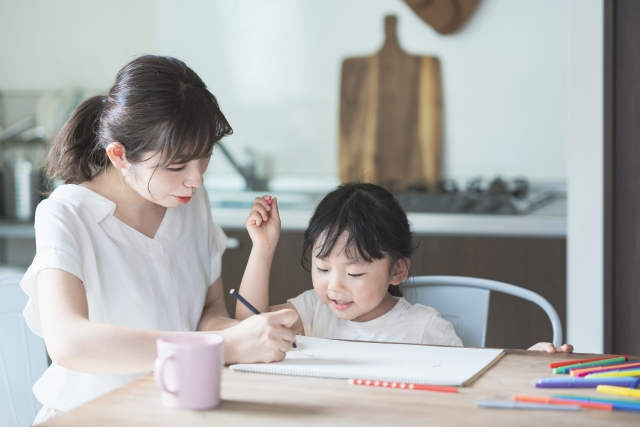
20,184 -> 227,412
288,290 -> 463,346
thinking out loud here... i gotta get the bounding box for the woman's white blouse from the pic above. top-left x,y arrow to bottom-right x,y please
20,184 -> 227,411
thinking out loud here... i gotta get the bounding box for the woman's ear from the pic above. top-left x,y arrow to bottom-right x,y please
390,258 -> 411,285
105,142 -> 128,170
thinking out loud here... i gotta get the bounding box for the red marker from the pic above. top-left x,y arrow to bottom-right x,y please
348,378 -> 458,394
548,355 -> 628,369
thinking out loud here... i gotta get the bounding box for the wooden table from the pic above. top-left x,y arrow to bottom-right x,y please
43,350 -> 639,426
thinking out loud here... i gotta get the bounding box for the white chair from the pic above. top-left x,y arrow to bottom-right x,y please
0,273 -> 48,427
402,275 -> 563,348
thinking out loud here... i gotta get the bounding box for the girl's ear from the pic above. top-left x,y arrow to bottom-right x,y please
106,142 -> 129,170
390,258 -> 411,285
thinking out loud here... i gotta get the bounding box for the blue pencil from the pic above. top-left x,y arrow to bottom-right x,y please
230,289 -> 297,349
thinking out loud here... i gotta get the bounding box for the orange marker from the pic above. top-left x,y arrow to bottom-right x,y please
571,361 -> 640,377
513,395 -> 613,411
348,378 -> 458,394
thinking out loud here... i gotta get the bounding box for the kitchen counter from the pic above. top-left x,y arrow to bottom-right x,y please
212,196 -> 567,238
0,195 -> 566,240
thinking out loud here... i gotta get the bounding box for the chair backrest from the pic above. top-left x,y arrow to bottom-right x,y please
402,275 -> 563,348
0,274 -> 48,427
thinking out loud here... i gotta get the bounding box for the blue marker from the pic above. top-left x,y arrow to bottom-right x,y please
230,289 -> 297,349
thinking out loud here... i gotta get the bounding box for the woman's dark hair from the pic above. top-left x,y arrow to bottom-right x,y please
45,55 -> 233,185
302,182 -> 415,297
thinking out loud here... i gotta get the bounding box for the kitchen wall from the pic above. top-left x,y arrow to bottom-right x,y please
155,0 -> 570,183
0,0 -> 571,184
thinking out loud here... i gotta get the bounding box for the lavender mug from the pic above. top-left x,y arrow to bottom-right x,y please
154,334 -> 224,409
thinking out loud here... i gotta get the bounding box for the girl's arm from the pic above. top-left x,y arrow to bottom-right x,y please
197,276 -> 239,331
236,196 -> 281,320
38,269 -> 299,374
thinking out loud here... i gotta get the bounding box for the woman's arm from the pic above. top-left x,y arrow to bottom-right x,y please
269,302 -> 304,334
38,269 -> 299,374
197,276 -> 239,331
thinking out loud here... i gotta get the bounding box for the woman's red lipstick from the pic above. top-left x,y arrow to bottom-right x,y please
174,196 -> 192,204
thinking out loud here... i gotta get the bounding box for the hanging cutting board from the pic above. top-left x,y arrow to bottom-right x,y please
339,15 -> 442,191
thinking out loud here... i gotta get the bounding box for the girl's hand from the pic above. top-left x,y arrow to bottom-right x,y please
246,195 -> 281,251
222,309 -> 299,364
528,342 -> 574,353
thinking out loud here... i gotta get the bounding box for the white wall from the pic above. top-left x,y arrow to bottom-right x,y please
0,0 -> 155,91
567,0 -> 604,353
155,0 -> 571,181
0,0 -> 571,182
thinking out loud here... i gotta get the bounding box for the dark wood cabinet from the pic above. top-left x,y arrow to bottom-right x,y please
220,228 -> 566,350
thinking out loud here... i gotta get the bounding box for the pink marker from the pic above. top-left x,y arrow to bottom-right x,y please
267,197 -> 273,205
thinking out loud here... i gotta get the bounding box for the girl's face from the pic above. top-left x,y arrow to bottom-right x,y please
126,151 -> 211,207
311,233 -> 405,323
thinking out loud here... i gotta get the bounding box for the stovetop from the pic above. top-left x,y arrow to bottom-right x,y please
394,178 -> 557,215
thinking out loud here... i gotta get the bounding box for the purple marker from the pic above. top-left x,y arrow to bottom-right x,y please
536,377 -> 636,388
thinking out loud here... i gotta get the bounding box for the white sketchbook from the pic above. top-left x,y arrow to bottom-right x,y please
230,336 -> 504,387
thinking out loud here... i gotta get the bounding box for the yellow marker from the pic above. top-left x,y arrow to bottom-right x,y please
588,369 -> 640,378
597,385 -> 640,399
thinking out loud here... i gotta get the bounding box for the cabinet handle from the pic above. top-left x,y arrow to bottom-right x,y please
226,237 -> 241,250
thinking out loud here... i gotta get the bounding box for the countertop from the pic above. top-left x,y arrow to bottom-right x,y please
212,196 -> 566,238
0,194 -> 567,240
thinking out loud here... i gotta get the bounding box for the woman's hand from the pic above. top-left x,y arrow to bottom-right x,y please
246,195 -> 281,251
221,309 -> 299,364
528,342 -> 574,353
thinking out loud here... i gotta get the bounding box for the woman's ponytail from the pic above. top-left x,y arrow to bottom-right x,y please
45,55 -> 233,189
44,95 -> 107,185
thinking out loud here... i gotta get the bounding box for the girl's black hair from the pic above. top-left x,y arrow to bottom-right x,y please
302,182 -> 416,297
45,55 -> 233,186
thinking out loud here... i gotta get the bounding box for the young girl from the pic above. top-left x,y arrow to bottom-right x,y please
21,55 -> 297,425
236,182 -> 573,352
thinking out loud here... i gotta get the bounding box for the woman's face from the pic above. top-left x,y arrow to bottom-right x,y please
125,151 -> 211,207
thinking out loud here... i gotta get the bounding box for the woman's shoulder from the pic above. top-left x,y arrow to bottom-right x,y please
37,184 -> 115,222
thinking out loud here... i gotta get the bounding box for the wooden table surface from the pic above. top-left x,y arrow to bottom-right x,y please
43,350 -> 639,427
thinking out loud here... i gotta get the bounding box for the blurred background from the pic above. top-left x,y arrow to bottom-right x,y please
0,0 -> 622,380
8,1 -> 640,424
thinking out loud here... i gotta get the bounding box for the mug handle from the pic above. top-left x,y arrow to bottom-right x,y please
154,353 -> 178,394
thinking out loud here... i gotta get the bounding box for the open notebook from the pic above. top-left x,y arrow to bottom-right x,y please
231,336 -> 504,387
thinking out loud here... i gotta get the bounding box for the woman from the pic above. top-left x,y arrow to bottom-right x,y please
21,55 -> 297,424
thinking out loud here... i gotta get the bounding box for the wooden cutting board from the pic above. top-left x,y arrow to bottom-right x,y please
339,15 -> 442,191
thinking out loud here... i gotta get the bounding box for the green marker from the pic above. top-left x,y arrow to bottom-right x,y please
552,356 -> 627,374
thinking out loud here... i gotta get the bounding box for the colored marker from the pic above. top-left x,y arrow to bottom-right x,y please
536,377 -> 637,388
348,378 -> 458,394
597,385 -> 640,399
477,401 -> 580,411
513,394 -> 612,410
587,369 -> 640,378
549,355 -> 629,369
230,289 -> 297,349
631,377 -> 640,389
554,356 -> 626,374
571,361 -> 640,377
552,395 -> 640,412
